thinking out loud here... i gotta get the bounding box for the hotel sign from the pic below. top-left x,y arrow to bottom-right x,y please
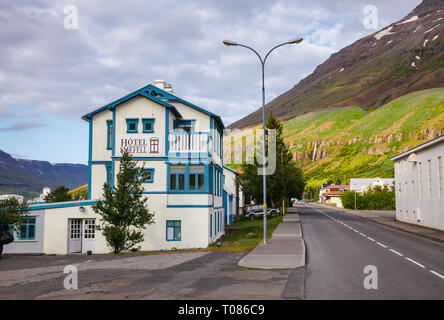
116,135 -> 162,156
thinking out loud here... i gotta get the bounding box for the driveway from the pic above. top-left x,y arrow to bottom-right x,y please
0,251 -> 296,300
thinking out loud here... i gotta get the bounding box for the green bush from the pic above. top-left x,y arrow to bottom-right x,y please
341,186 -> 395,210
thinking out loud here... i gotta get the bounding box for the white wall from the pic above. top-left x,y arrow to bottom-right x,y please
394,142 -> 444,231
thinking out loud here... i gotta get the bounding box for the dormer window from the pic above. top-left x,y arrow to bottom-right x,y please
126,118 -> 139,133
142,118 -> 155,133
173,119 -> 195,132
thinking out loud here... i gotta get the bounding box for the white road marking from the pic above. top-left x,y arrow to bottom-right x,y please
429,270 -> 444,280
389,249 -> 403,256
377,242 -> 388,248
312,206 -> 444,280
405,258 -> 425,268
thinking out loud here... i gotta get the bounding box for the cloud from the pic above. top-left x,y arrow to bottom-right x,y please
0,121 -> 45,132
0,106 -> 15,118
0,0 -> 422,127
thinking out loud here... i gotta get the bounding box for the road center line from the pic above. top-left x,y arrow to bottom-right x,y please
376,242 -> 388,248
405,257 -> 425,268
429,270 -> 444,279
311,206 -> 444,280
389,249 -> 403,256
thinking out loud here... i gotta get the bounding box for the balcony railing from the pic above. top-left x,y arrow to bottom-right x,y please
168,132 -> 209,153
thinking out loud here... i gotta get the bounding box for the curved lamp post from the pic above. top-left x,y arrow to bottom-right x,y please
223,37 -> 303,244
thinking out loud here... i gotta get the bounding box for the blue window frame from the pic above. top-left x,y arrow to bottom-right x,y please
166,220 -> 181,241
142,118 -> 155,133
169,164 -> 207,192
126,118 -> 139,133
106,164 -> 112,186
173,119 -> 195,132
106,120 -> 113,150
18,216 -> 36,240
141,169 -> 154,183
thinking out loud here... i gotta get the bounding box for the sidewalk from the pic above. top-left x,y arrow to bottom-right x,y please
314,203 -> 444,243
238,207 -> 305,269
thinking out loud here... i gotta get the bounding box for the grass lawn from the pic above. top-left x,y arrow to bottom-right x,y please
208,215 -> 283,253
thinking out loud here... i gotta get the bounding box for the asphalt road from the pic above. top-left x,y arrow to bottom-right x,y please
298,204 -> 444,299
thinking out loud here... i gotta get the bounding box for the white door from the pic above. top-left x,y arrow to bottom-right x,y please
82,219 -> 96,253
68,219 -> 82,253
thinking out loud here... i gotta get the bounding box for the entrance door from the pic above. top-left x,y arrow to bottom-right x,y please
82,219 -> 96,253
68,219 -> 82,253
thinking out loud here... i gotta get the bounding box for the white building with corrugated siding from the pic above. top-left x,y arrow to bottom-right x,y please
4,81 -> 232,255
391,135 -> 444,231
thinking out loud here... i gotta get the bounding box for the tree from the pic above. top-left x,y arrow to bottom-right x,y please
44,186 -> 72,203
92,151 -> 154,254
237,112 -> 305,208
0,198 -> 29,258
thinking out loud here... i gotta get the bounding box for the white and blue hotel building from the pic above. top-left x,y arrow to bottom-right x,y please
4,81 -> 240,255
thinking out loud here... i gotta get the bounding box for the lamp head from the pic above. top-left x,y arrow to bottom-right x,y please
288,37 -> 303,44
223,39 -> 238,46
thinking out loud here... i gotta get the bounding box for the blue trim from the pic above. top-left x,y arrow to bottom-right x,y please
141,168 -> 155,183
223,165 -> 239,175
106,120 -> 113,150
29,200 -> 98,211
88,120 -> 93,200
126,118 -> 139,133
142,118 -> 155,133
90,161 -> 112,165
81,84 -> 182,121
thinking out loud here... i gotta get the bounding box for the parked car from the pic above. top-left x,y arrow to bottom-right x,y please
244,205 -> 280,221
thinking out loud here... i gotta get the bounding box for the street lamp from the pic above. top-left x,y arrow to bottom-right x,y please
223,37 -> 303,244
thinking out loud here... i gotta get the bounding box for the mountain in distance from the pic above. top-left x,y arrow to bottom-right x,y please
225,88 -> 444,191
0,149 -> 88,198
229,0 -> 444,129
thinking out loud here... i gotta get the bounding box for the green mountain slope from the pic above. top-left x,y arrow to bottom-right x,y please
225,88 -> 444,192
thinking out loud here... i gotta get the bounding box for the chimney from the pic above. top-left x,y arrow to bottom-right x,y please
154,79 -> 174,93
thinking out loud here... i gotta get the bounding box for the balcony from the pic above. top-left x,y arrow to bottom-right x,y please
168,132 -> 209,153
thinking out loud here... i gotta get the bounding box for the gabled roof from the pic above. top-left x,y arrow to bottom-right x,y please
81,84 -> 225,129
81,84 -> 182,121
391,134 -> 444,161
147,84 -> 225,129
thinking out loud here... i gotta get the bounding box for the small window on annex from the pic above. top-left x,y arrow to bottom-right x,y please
166,220 -> 181,241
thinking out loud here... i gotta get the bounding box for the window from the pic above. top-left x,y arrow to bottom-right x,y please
126,118 -> 139,133
142,118 -> 155,133
150,138 -> 159,153
141,169 -> 154,183
418,162 -> 422,200
166,220 -> 181,241
438,156 -> 442,199
84,219 -> 95,239
173,119 -> 195,132
210,214 -> 212,238
169,165 -> 186,191
189,165 -> 205,191
106,164 -> 112,186
427,160 -> 432,199
19,217 -> 36,240
106,120 -> 113,150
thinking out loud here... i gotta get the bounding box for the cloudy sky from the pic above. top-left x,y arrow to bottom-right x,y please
0,0 -> 421,164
